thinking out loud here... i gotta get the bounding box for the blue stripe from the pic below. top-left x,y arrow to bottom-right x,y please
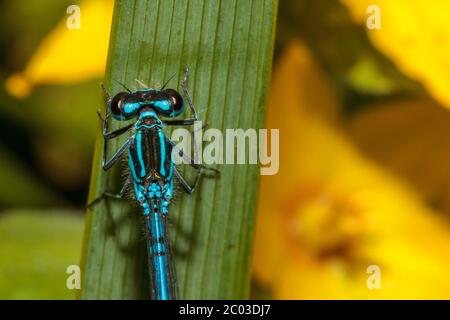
148,210 -> 170,300
158,131 -> 166,176
136,131 -> 146,177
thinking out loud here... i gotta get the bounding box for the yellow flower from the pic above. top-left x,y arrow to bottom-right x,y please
252,41 -> 450,299
5,0 -> 113,98
341,0 -> 450,109
347,98 -> 450,214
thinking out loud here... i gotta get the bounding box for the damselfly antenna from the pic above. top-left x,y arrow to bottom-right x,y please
161,73 -> 177,90
114,79 -> 132,93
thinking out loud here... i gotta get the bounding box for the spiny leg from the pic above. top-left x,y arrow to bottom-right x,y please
167,132 -> 216,196
86,177 -> 131,208
98,110 -> 134,138
163,68 -> 201,125
173,166 -> 200,194
99,84 -> 134,138
181,67 -> 198,120
165,123 -> 205,174
179,68 -> 213,166
102,136 -> 133,171
163,119 -> 196,126
88,84 -> 135,206
167,67 -> 207,171
101,82 -> 112,105
99,84 -> 135,171
163,120 -> 208,133
167,137 -> 219,173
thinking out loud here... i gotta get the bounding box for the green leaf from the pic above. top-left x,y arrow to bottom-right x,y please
0,210 -> 84,299
81,0 -> 277,299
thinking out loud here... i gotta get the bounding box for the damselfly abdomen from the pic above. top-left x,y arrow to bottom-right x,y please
93,69 -> 218,300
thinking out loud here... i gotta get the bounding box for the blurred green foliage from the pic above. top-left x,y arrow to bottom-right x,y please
0,210 -> 84,299
0,0 -> 74,70
0,0 -> 94,299
0,0 -> 97,207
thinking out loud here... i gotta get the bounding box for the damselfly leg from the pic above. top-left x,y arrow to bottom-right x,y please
87,177 -> 131,208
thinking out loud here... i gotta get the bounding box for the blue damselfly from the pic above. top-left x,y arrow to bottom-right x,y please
93,69 -> 218,300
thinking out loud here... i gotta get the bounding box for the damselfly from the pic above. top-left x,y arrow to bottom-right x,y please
94,68 -> 218,300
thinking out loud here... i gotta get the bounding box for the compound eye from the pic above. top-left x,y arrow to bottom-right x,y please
163,89 -> 184,116
110,92 -> 128,118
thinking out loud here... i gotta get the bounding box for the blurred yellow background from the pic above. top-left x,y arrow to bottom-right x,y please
1,0 -> 450,299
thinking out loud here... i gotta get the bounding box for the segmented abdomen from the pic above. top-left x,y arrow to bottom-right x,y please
144,205 -> 178,300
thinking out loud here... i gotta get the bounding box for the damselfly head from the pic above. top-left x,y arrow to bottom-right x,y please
109,88 -> 184,120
